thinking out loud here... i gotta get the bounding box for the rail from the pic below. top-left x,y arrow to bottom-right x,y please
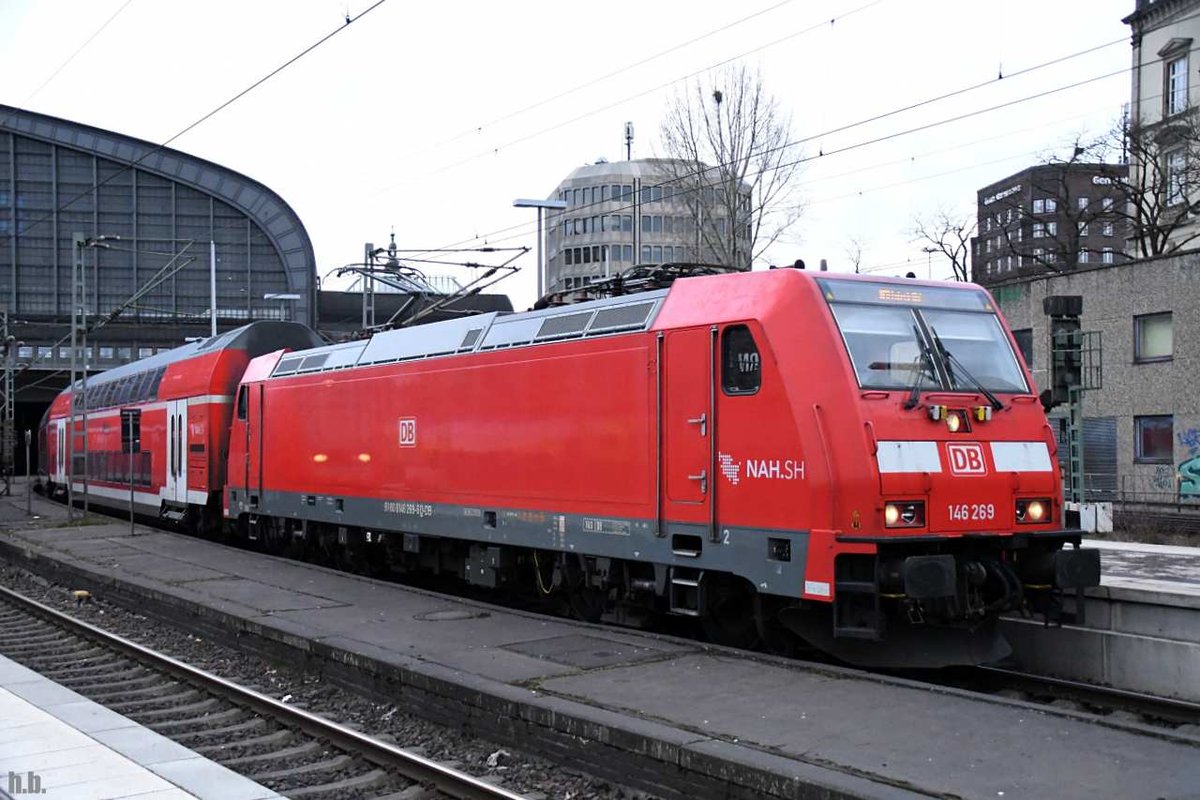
0,583 -> 528,800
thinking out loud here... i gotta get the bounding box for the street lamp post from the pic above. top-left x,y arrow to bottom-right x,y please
513,198 -> 567,300
921,246 -> 938,280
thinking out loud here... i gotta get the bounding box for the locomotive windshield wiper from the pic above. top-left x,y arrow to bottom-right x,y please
903,324 -> 938,410
929,327 -> 1004,411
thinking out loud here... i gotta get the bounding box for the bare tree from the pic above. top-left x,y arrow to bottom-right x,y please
911,209 -> 974,281
1101,115 -> 1200,258
657,64 -> 803,269
843,236 -> 865,274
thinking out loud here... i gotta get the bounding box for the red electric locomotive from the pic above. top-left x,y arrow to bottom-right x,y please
221,268 -> 1097,667
41,322 -> 322,526
43,269 -> 1100,667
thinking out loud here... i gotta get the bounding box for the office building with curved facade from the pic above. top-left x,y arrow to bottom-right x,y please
545,158 -> 751,292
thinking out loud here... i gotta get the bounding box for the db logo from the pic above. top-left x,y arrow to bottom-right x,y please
398,417 -> 417,448
947,442 -> 987,475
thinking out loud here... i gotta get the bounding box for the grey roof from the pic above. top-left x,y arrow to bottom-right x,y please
0,104 -> 316,324
270,291 -> 667,379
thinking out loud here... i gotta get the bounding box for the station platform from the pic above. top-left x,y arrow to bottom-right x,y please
0,654 -> 280,800
1086,537 -> 1200,594
1,485 -> 1198,800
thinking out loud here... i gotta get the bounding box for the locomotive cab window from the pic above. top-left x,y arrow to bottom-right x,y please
722,325 -> 761,395
236,386 -> 248,420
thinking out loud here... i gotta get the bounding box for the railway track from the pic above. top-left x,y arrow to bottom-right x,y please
971,665 -> 1200,730
0,583 -> 527,800
27,494 -> 1200,740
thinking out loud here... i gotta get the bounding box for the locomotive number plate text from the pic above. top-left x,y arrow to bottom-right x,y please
948,503 -> 995,521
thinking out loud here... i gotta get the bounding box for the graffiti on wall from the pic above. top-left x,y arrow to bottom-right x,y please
1179,428 -> 1200,497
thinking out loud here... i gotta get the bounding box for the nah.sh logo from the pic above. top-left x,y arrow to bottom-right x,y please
947,442 -> 987,475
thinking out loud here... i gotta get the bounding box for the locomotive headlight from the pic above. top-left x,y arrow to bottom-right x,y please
944,409 -> 970,433
884,501 -> 925,528
1015,498 -> 1051,524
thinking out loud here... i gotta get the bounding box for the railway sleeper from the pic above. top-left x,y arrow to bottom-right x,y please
81,679 -> 187,701
106,688 -> 201,712
59,671 -> 161,693
193,727 -> 293,756
146,703 -> 239,728
169,716 -> 270,745
282,768 -> 389,797
218,739 -> 323,767
249,754 -> 353,782
37,656 -> 130,678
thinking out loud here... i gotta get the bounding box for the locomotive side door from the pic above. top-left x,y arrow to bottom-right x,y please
662,327 -> 714,518
245,383 -> 263,507
165,399 -> 188,504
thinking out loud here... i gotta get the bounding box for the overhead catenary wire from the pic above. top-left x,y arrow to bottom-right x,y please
398,0 -> 810,162
0,0 -> 390,249
0,0 -> 137,129
428,60 -> 1134,257
390,0 -> 894,189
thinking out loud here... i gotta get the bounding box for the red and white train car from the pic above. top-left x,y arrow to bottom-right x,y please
42,322 -> 322,525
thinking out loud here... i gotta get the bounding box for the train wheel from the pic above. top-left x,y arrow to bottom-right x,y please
701,573 -> 760,650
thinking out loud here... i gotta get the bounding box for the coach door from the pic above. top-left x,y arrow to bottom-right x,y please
165,399 -> 188,504
53,419 -> 67,483
662,327 -> 715,527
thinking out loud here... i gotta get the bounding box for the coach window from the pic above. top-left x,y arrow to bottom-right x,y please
236,386 -> 249,421
722,325 -> 761,395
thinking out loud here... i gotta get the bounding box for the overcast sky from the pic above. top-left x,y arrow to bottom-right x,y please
1,0 -> 1135,308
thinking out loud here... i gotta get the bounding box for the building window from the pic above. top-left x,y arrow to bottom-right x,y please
986,239 -> 993,252
1102,197 -> 1114,211
1079,222 -> 1089,237
99,346 -> 114,360
1033,223 -> 1045,238
1079,249 -> 1089,264
985,217 -> 992,233
622,244 -> 633,261
1045,198 -> 1057,213
1168,54 -> 1189,116
722,325 -> 761,395
1102,247 -> 1114,264
1134,312 -> 1173,362
1078,197 -> 1089,210
1016,226 -> 1023,242
1046,221 -> 1057,236
1032,199 -> 1044,214
641,245 -> 651,262
1166,148 -> 1187,206
1135,415 -> 1174,463
1012,328 -> 1033,366
1102,221 -> 1114,237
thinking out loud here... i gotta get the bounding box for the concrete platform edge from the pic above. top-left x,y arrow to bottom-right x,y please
0,537 -> 931,800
